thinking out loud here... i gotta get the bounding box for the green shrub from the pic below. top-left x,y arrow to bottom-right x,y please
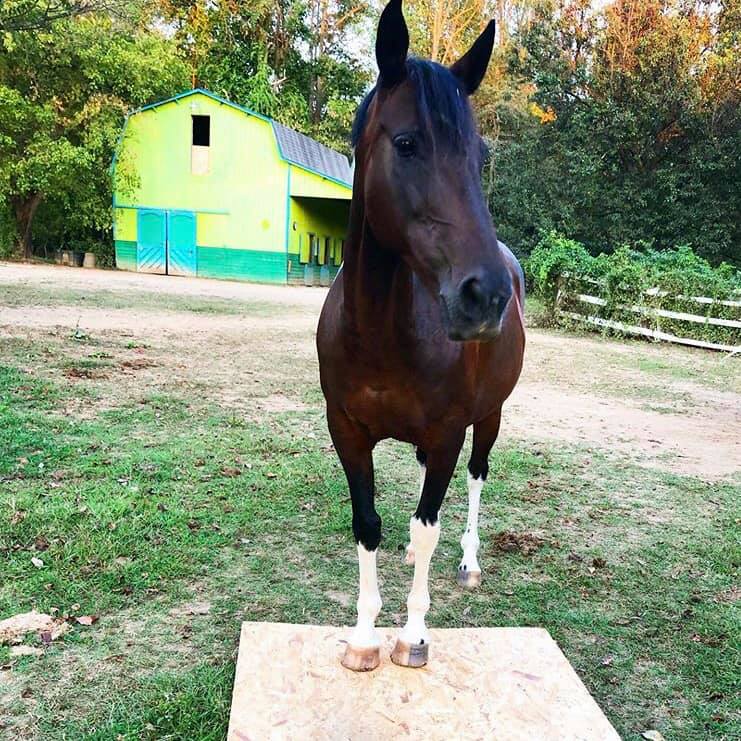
526,232 -> 594,300
0,205 -> 16,259
525,233 -> 741,347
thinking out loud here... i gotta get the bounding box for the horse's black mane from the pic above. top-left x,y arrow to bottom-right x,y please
351,57 -> 475,150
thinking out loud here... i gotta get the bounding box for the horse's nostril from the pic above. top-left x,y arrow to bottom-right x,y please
496,293 -> 511,318
460,276 -> 488,312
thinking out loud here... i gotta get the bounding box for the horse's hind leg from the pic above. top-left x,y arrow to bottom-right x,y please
327,408 -> 382,672
392,433 -> 464,668
458,409 -> 502,588
405,448 -> 427,566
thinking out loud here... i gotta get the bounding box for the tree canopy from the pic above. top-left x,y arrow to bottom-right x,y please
0,0 -> 738,266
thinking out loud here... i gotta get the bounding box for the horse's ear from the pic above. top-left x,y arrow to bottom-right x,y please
450,20 -> 496,95
375,0 -> 409,88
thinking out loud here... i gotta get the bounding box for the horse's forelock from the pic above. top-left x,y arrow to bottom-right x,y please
351,58 -> 475,151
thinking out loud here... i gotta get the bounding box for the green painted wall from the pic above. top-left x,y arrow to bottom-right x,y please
286,258 -> 341,286
113,90 -> 352,284
197,247 -> 286,283
115,240 -> 137,271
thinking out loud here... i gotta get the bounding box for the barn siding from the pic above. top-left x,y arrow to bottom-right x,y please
286,255 -> 341,286
112,90 -> 352,284
197,247 -> 286,284
286,255 -> 305,285
115,240 -> 137,271
116,93 -> 287,256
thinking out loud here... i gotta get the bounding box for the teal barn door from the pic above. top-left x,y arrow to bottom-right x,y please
167,211 -> 197,277
136,209 -> 167,274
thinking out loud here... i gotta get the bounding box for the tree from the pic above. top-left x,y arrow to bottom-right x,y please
0,11 -> 189,258
0,0 -> 131,32
487,0 -> 740,265
154,0 -> 372,153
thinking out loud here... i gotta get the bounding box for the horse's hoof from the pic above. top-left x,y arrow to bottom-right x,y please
405,544 -> 415,565
341,644 -> 381,672
457,568 -> 482,588
390,639 -> 429,668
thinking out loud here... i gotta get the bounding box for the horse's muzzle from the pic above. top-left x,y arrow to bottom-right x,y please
441,273 -> 512,342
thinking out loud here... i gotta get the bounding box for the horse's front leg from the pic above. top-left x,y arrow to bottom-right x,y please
458,410 -> 501,588
327,408 -> 382,672
404,447 -> 427,566
392,433 -> 464,668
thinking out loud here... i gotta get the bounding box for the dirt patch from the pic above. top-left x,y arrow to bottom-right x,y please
325,591 -> 353,608
503,381 -> 741,480
63,366 -> 106,380
120,358 -> 158,371
0,261 -> 327,309
715,586 -> 740,603
257,394 -> 309,413
492,530 -> 546,556
168,601 -> 211,617
2,261 -> 739,481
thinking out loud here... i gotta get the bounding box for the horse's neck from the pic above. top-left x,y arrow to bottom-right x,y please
342,221 -> 416,345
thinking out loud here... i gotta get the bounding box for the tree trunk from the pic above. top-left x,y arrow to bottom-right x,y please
13,193 -> 42,260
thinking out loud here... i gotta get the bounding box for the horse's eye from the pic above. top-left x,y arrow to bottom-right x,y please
393,134 -> 417,158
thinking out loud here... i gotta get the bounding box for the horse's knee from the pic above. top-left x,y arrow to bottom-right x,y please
467,456 -> 489,481
353,512 -> 382,551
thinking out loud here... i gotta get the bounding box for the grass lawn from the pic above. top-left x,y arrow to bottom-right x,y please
0,273 -> 739,740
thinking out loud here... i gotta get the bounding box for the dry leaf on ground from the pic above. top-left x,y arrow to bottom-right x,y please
0,611 -> 68,645
75,615 -> 99,626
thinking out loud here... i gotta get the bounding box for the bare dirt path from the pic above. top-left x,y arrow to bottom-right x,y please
0,261 -> 325,308
1,261 -> 738,480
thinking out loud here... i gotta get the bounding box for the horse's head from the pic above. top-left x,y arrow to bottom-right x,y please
352,0 -> 512,341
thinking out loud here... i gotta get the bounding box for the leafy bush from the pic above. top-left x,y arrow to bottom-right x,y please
0,205 -> 15,258
526,232 -> 741,347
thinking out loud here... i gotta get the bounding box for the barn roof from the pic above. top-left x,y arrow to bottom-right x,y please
131,88 -> 353,188
271,121 -> 352,188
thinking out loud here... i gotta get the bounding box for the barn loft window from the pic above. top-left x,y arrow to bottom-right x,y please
191,115 -> 210,175
192,115 -> 210,146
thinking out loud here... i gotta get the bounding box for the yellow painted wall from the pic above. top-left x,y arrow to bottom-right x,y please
196,212 -> 229,247
290,166 -> 352,200
114,208 -> 137,241
289,195 -> 350,265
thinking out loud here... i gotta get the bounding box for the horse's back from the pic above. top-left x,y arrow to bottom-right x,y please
498,240 -> 525,307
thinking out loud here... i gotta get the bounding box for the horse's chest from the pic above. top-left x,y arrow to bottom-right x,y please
345,384 -> 430,440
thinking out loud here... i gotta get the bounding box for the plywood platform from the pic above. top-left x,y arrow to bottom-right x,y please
228,622 -> 620,741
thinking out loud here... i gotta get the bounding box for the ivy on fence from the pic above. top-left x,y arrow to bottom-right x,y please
525,232 -> 741,350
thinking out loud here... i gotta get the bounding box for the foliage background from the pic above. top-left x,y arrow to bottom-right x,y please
526,231 -> 741,345
0,0 -> 738,266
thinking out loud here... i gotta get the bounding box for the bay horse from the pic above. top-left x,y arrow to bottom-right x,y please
317,0 -> 525,672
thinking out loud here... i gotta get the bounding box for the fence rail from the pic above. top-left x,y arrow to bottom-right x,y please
555,279 -> 740,354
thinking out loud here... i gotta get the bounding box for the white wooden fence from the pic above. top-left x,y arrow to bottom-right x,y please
555,278 -> 741,354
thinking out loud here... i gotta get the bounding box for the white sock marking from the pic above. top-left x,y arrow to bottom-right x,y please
459,473 -> 483,575
349,544 -> 382,648
405,463 -> 426,565
400,516 -> 440,646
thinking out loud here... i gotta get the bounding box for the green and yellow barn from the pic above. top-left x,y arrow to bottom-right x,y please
112,89 -> 352,285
